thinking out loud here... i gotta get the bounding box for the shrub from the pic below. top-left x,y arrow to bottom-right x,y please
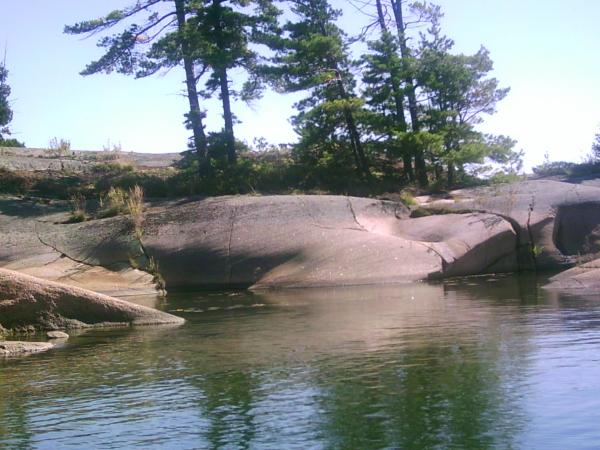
99,187 -> 128,218
68,193 -> 88,223
126,185 -> 145,239
92,161 -> 134,175
0,168 -> 34,194
0,137 -> 25,147
46,137 -> 72,158
98,185 -> 145,235
399,190 -> 418,207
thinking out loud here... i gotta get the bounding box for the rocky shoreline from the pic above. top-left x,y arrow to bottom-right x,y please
1,179 -> 599,354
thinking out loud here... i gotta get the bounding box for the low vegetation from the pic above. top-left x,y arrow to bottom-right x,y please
68,193 -> 88,223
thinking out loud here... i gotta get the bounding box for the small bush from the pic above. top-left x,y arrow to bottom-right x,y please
126,185 -> 145,239
99,187 -> 128,218
46,137 -> 72,158
399,191 -> 418,207
146,256 -> 166,294
0,137 -> 25,147
488,171 -> 525,185
92,162 -> 134,175
68,193 -> 88,223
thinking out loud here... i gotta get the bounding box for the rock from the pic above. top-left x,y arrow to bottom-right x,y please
3,180 -> 599,291
422,180 -> 600,270
140,195 -> 518,289
0,268 -> 184,331
544,259 -> 600,292
0,197 -> 159,297
0,341 -> 54,356
0,147 -> 181,171
47,331 -> 69,339
386,213 -> 518,277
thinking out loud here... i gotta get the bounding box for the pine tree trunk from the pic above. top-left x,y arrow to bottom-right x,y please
212,0 -> 237,165
218,66 -> 237,165
447,161 -> 455,188
174,0 -> 209,175
403,154 -> 414,181
391,0 -> 428,187
337,79 -> 371,180
375,0 -> 412,181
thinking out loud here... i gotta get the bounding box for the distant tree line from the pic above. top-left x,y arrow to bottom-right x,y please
67,1 -> 520,191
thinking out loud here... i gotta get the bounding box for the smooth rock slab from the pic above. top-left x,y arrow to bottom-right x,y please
141,195 -> 519,289
544,259 -> 600,293
0,268 -> 184,331
422,180 -> 600,270
0,341 -> 54,356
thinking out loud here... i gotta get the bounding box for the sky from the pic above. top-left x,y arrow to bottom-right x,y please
1,0 -> 599,171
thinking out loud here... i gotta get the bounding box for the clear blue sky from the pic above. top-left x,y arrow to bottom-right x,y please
1,0 -> 599,170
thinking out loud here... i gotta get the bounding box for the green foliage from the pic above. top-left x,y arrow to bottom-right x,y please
487,171 -> 525,185
0,137 -> 25,147
99,187 -> 129,218
267,0 -> 370,179
399,191 -> 417,207
126,185 -> 145,240
68,193 -> 88,223
92,161 -> 135,175
33,174 -> 87,199
532,160 -> 600,177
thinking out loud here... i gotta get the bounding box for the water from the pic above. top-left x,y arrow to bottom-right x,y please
2,274 -> 600,449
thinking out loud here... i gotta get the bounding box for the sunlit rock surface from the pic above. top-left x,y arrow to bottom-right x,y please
1,179 -> 599,291
0,268 -> 184,331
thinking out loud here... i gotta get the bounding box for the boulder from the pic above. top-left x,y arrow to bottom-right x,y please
0,268 -> 184,331
0,197 -> 158,297
0,341 -> 54,356
544,259 -> 600,292
422,180 -> 600,270
5,181 -> 598,291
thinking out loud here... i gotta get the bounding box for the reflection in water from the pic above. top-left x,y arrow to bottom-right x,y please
1,274 -> 600,448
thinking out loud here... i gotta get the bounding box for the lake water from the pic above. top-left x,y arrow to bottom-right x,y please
2,274 -> 600,449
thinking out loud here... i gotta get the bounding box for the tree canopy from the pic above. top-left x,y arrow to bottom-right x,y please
63,0 -> 522,191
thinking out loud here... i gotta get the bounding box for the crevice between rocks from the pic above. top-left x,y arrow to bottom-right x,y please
226,206 -> 237,285
34,222 -> 97,269
346,197 -> 368,232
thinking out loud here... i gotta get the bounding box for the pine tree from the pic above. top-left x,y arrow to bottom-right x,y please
360,1 -> 412,180
269,0 -> 370,182
65,0 -> 210,172
417,41 -> 511,186
177,0 -> 279,164
358,0 -> 445,186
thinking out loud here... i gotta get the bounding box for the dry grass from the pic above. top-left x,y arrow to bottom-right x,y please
68,193 -> 87,223
99,187 -> 128,218
126,185 -> 145,239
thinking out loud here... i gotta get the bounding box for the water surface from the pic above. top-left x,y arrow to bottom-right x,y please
2,275 -> 600,449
